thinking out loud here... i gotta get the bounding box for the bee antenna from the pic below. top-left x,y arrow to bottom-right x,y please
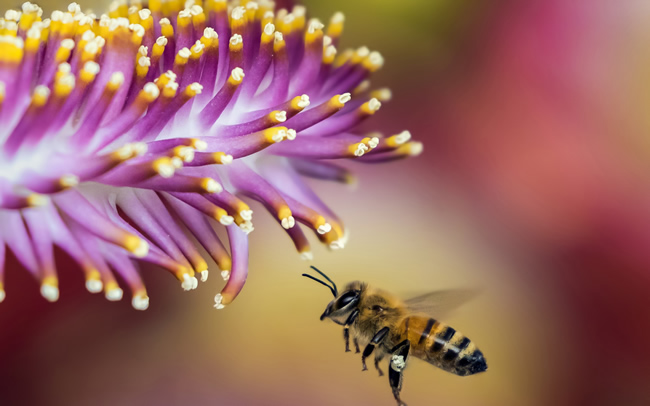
301,274 -> 337,298
309,266 -> 339,296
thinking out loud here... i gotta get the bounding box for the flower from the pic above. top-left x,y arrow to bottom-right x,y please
0,0 -> 422,310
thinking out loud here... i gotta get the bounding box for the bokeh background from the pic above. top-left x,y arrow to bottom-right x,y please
2,0 -> 650,405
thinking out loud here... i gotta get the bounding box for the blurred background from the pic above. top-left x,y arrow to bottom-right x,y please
2,0 -> 650,405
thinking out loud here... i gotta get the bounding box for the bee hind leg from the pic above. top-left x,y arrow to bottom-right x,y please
361,326 -> 390,371
343,309 -> 359,352
388,339 -> 410,406
374,353 -> 385,377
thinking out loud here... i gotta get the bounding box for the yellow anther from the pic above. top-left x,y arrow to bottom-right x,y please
184,83 -> 203,98
290,94 -> 310,111
137,82 -> 160,104
230,6 -> 247,33
395,141 -> 424,157
32,85 -> 50,107
228,67 -> 245,85
292,5 -> 306,31
130,25 -> 145,46
104,280 -> 123,301
152,38 -> 166,60
107,72 -> 125,92
84,269 -> 103,293
162,82 -> 179,98
212,151 -> 233,164
156,70 -> 176,88
348,142 -> 368,157
177,9 -> 192,28
200,177 -> 221,193
229,34 -> 243,53
273,32 -> 285,53
385,131 -> 411,148
261,22 -> 275,45
18,12 -> 37,32
25,35 -> 40,53
160,18 -> 174,37
326,12 -> 344,39
136,55 -> 150,78
26,193 -> 48,207
190,138 -> 207,150
128,8 -> 141,24
153,156 -> 175,177
139,13 -> 153,32
278,205 -> 292,222
190,41 -> 205,60
192,10 -> 206,30
245,3 -> 257,22
274,8 -> 287,31
352,80 -> 370,96
174,47 -> 190,66
172,146 -> 194,162
191,257 -> 209,275
58,174 -> 79,188
55,40 -> 74,63
54,75 -> 75,97
362,51 -> 384,72
329,93 -> 351,109
269,110 -> 287,124
312,215 -> 328,232
370,88 -> 392,102
41,275 -> 59,290
305,19 -> 324,44
261,11 -> 274,30
80,61 -> 100,83
41,275 -> 59,302
212,205 -> 230,222
360,98 -> 381,115
263,126 -> 288,143
323,44 -> 337,65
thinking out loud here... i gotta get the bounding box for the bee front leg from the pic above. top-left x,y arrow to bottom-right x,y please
353,337 -> 360,353
343,309 -> 359,352
388,339 -> 411,406
361,326 -> 390,371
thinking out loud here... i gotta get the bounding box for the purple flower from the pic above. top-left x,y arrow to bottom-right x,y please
0,1 -> 422,310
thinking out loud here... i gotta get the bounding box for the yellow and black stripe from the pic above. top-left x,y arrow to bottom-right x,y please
399,315 -> 487,376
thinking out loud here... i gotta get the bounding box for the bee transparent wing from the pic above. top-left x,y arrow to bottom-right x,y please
403,289 -> 479,318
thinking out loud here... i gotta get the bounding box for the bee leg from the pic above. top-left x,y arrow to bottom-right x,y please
343,309 -> 359,352
388,339 -> 411,406
374,353 -> 385,377
344,329 -> 350,352
361,326 -> 390,371
353,337 -> 360,353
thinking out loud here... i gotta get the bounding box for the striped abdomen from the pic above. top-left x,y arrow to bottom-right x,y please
399,316 -> 487,376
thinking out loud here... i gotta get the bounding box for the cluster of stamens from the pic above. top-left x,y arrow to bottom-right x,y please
0,0 -> 422,310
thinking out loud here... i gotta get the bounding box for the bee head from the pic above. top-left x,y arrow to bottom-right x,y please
302,267 -> 363,325
320,286 -> 362,325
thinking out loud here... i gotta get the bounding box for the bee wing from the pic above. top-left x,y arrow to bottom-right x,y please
404,289 -> 480,318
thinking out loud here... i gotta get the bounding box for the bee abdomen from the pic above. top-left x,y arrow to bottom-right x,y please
399,316 -> 487,376
427,324 -> 487,376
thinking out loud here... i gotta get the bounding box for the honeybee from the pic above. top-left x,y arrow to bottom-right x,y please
303,266 -> 488,406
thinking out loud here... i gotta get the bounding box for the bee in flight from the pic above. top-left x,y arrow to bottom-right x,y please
303,266 -> 488,406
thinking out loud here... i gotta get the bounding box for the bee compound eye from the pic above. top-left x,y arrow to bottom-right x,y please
338,291 -> 357,307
